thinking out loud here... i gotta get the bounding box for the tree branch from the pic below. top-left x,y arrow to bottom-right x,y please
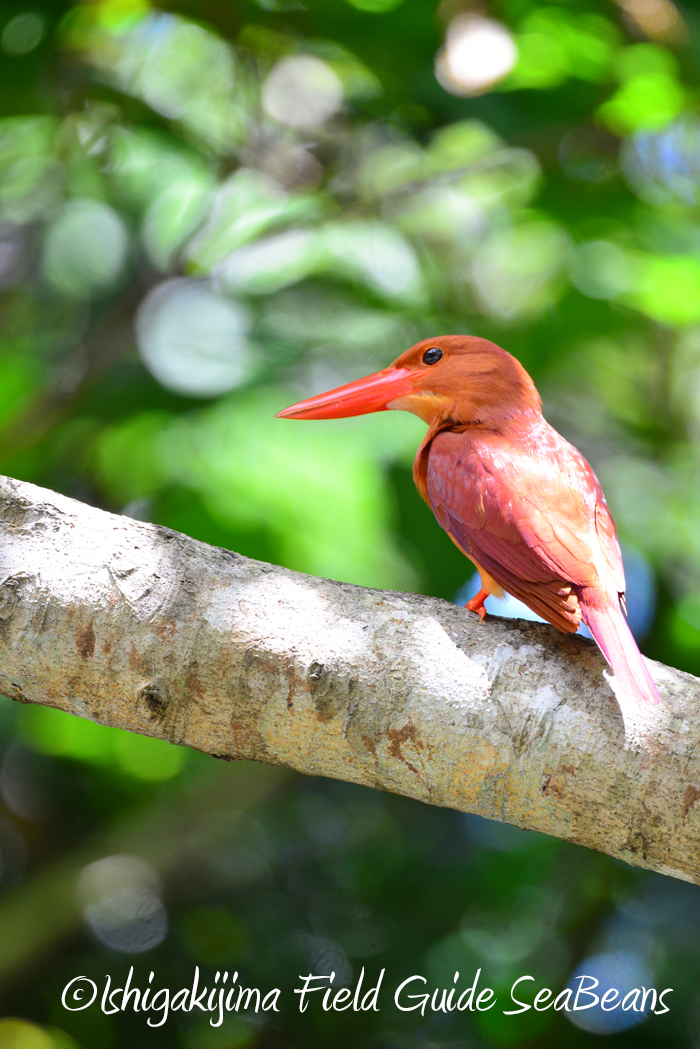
0,475 -> 698,884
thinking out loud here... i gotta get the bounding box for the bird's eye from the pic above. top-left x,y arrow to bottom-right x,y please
422,347 -> 443,365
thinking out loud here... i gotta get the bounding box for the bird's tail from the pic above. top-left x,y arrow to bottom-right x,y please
579,591 -> 660,705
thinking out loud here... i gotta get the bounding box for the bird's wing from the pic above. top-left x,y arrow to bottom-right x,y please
426,424 -> 625,633
594,498 -> 625,596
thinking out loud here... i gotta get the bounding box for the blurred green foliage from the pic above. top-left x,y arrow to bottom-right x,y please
19,704 -> 186,780
1,0 -> 700,1045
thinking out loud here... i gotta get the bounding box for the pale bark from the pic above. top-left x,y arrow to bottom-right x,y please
0,475 -> 698,884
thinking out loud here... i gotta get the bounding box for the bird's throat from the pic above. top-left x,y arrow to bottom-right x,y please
388,390 -> 453,425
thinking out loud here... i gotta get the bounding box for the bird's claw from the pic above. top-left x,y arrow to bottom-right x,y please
465,588 -> 488,623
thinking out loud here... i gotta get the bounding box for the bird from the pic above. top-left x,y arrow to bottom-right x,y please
276,335 -> 659,705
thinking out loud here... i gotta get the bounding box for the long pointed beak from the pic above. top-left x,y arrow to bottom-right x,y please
275,367 -> 417,420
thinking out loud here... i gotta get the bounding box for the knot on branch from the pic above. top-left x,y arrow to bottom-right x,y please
307,661 -> 326,684
0,575 -> 28,622
139,684 -> 169,720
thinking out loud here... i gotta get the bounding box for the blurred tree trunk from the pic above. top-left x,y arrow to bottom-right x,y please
0,475 -> 698,884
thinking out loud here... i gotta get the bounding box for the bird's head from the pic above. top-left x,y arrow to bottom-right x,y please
276,335 -> 541,429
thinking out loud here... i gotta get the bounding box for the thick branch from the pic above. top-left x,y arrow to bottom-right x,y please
0,476 -> 698,884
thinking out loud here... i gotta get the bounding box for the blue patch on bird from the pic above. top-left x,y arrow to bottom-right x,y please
454,546 -> 656,641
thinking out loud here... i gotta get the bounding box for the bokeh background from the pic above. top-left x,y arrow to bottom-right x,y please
0,0 -> 700,1044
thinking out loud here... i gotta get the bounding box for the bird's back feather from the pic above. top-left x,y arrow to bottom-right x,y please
425,419 -> 659,704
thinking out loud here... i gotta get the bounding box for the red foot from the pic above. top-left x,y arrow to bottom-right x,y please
465,587 -> 489,623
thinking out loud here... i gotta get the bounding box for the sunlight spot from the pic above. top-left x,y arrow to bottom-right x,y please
80,855 -> 168,953
2,12 -> 46,56
263,55 -> 344,129
206,573 -> 371,667
436,16 -> 517,98
137,278 -> 252,397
